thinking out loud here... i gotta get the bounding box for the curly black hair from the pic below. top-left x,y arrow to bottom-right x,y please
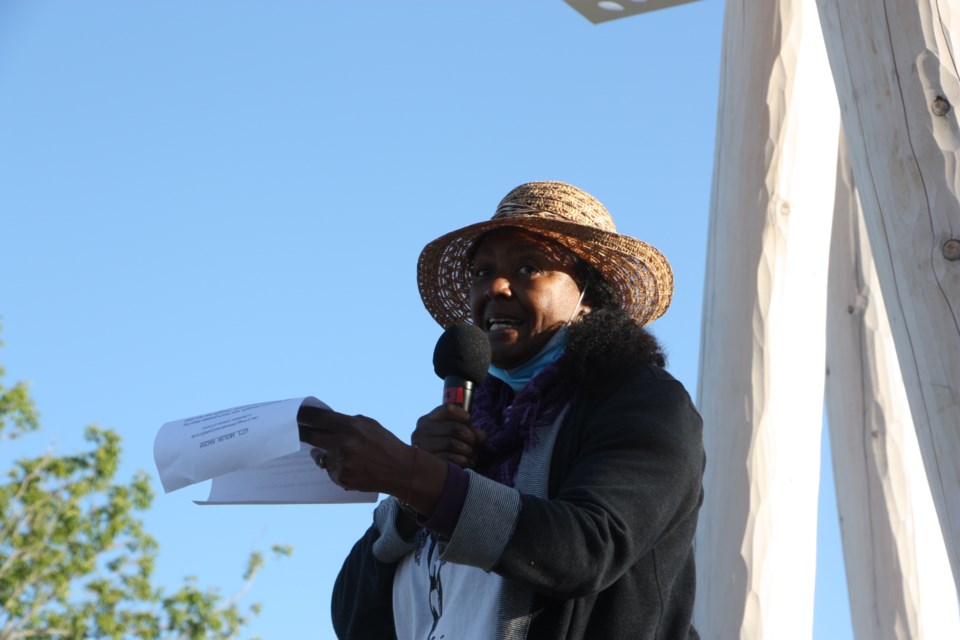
563,263 -> 667,392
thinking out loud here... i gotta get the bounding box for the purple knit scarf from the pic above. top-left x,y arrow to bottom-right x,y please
470,360 -> 577,487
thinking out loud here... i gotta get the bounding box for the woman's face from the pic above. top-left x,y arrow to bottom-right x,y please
469,228 -> 588,369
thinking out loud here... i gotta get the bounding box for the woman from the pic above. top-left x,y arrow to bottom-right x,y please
300,181 -> 704,639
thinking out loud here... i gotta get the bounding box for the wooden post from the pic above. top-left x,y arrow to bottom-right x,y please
694,0 -> 840,636
815,0 -> 960,590
825,135 -> 960,639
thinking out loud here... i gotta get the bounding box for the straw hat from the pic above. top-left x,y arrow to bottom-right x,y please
417,181 -> 673,328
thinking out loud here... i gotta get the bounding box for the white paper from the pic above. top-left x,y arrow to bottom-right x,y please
153,396 -> 377,505
197,443 -> 376,505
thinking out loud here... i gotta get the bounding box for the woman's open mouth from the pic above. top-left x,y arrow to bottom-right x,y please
486,317 -> 522,332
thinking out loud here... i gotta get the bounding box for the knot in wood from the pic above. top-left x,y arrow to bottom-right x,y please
932,96 -> 951,117
944,238 -> 960,261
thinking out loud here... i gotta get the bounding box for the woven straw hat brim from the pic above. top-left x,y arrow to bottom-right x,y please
417,215 -> 673,328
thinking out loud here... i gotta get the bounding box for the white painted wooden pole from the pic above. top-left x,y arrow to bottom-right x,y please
825,135 -> 960,639
693,1 -> 840,637
815,0 -> 960,590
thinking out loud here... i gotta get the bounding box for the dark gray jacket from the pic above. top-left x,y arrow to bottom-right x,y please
332,364 -> 704,639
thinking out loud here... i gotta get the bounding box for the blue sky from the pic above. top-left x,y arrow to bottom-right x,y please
0,1 -> 852,637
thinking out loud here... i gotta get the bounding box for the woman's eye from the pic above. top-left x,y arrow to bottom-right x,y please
473,267 -> 492,279
518,265 -> 540,275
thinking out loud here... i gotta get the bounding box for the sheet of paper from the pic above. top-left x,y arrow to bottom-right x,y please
196,442 -> 377,505
153,396 -> 377,504
154,397 -> 304,493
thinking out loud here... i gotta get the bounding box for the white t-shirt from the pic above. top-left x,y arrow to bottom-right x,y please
393,533 -> 502,640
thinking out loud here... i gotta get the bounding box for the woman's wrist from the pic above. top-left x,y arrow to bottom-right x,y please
395,462 -> 469,540
394,444 -> 448,518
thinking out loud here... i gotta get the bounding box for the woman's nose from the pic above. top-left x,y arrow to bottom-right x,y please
486,275 -> 511,299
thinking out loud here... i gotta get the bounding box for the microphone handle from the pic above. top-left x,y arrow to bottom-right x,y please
442,375 -> 476,412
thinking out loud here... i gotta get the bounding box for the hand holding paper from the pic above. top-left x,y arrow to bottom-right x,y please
299,405 -> 449,518
298,407 -> 413,498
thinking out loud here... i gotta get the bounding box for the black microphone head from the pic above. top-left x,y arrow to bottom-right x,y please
433,323 -> 491,383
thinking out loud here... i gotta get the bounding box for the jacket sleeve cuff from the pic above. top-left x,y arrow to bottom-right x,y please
419,462 -> 469,539
440,470 -> 520,571
371,497 -> 419,563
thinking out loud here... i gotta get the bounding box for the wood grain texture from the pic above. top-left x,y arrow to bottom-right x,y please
816,0 -> 960,592
694,1 -> 840,637
825,134 -> 960,639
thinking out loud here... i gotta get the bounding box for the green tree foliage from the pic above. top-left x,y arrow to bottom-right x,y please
0,336 -> 291,639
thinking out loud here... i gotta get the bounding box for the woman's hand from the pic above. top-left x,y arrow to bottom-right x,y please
412,404 -> 488,469
298,405 -> 447,517
298,406 -> 410,495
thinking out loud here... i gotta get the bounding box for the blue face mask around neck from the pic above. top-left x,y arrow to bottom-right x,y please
488,324 -> 569,392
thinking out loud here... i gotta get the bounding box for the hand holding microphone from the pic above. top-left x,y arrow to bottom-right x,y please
412,323 -> 491,468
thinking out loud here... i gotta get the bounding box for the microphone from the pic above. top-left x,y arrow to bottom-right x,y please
432,323 -> 491,412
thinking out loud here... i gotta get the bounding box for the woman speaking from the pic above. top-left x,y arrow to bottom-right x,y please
299,181 -> 704,640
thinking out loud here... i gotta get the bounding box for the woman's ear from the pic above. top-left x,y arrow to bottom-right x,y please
574,303 -> 592,321
569,286 -> 591,323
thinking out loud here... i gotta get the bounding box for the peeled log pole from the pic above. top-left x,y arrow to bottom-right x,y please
825,136 -> 960,639
816,0 -> 960,589
693,0 -> 840,637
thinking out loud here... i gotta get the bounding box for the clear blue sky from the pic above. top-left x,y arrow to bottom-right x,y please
0,1 -> 852,637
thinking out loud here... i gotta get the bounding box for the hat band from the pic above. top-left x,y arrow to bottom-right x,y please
493,202 -> 574,223
493,202 -> 540,217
